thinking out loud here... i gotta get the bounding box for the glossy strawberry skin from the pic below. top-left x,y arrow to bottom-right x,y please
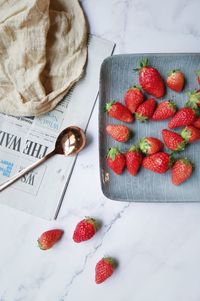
126,146 -> 143,176
38,229 -> 64,250
73,218 -> 98,243
105,101 -> 134,123
142,152 -> 171,174
107,148 -> 126,175
166,70 -> 185,92
95,257 -> 117,284
139,137 -> 163,155
162,129 -> 186,151
137,59 -> 165,98
152,100 -> 177,121
181,125 -> 200,143
124,86 -> 145,113
136,98 -> 157,122
106,124 -> 131,142
168,107 -> 196,129
172,158 -> 193,185
193,116 -> 200,129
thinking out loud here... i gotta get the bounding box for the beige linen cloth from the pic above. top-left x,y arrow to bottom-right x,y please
0,0 -> 88,116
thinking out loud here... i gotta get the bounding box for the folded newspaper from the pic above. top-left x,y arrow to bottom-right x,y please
0,35 -> 115,220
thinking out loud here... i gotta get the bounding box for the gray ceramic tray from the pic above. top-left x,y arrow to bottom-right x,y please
99,53 -> 200,202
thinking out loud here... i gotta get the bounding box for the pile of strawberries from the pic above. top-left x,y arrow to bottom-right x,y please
105,59 -> 200,186
37,218 -> 117,284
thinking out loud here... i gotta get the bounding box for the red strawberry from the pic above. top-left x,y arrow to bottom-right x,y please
126,145 -> 143,176
105,101 -> 134,123
152,100 -> 177,121
73,217 -> 99,243
142,152 -> 171,174
181,125 -> 200,143
139,137 -> 163,155
186,90 -> 200,109
136,98 -> 157,122
107,147 -> 126,174
168,107 -> 197,129
193,116 -> 200,129
95,257 -> 117,284
106,124 -> 131,142
172,158 -> 193,185
124,85 -> 145,113
166,70 -> 185,92
196,70 -> 200,85
38,229 -> 64,250
136,58 -> 165,98
162,129 -> 185,151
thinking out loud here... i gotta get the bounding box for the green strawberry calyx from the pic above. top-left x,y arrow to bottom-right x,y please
107,147 -> 120,161
104,101 -> 115,112
134,58 -> 149,71
178,157 -> 193,167
185,90 -> 200,110
135,112 -> 148,122
168,101 -> 177,112
167,69 -> 181,76
196,70 -> 200,77
84,217 -> 100,232
129,85 -> 142,91
181,127 -> 192,143
139,138 -> 150,154
128,144 -> 140,153
103,257 -> 118,269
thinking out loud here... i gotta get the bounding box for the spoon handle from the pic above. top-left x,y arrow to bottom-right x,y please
0,150 -> 56,192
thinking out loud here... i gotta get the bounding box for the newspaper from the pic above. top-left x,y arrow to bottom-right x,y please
0,35 -> 115,220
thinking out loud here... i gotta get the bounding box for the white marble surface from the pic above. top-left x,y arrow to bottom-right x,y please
1,0 -> 200,300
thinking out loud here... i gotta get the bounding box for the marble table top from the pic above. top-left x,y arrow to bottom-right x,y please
1,0 -> 200,300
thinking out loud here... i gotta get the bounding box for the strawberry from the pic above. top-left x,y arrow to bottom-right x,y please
181,125 -> 200,143
142,152 -> 171,174
106,124 -> 131,142
126,145 -> 143,176
105,101 -> 134,123
124,85 -> 145,113
162,129 -> 185,151
107,147 -> 126,174
38,229 -> 64,250
139,137 -> 163,155
168,107 -> 197,129
193,116 -> 200,129
196,70 -> 200,85
136,98 -> 157,122
135,58 -> 165,98
186,90 -> 200,109
73,217 -> 99,243
95,257 -> 117,284
172,158 -> 193,185
166,70 -> 185,92
152,100 -> 177,121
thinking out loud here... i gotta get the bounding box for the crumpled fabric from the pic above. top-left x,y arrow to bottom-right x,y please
0,0 -> 88,116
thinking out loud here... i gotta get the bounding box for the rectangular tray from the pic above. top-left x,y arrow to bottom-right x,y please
99,53 -> 200,202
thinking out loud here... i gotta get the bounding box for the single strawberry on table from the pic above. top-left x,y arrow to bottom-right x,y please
106,147 -> 126,175
139,137 -> 163,155
106,124 -> 131,143
135,58 -> 165,98
142,152 -> 171,174
168,107 -> 197,129
172,158 -> 193,186
126,145 -> 143,176
152,100 -> 177,121
135,98 -> 157,122
95,257 -> 117,284
181,125 -> 200,143
38,229 -> 64,250
73,217 -> 99,243
196,70 -> 200,85
105,101 -> 134,123
166,70 -> 185,92
124,85 -> 145,113
162,129 -> 186,151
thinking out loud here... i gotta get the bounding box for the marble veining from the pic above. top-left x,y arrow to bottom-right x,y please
1,0 -> 200,300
